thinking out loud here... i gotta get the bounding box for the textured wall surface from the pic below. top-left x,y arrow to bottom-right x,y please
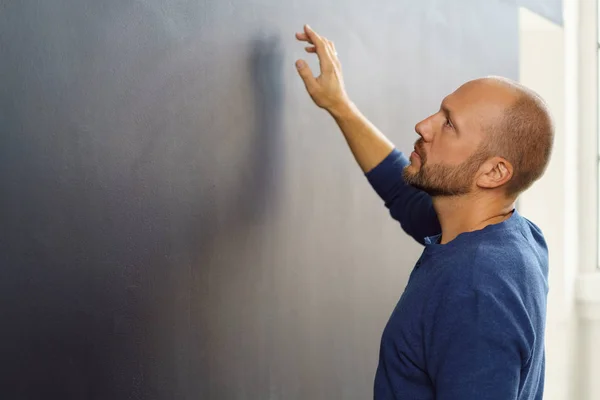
0,1 -> 517,398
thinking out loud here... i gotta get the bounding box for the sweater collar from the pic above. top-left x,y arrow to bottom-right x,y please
423,208 -> 519,247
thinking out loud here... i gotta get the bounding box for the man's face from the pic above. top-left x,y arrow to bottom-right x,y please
403,81 -> 512,196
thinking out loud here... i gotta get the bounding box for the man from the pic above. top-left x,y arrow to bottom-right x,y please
295,25 -> 552,400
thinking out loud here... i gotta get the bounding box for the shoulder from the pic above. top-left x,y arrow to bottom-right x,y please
472,219 -> 548,287
433,227 -> 548,308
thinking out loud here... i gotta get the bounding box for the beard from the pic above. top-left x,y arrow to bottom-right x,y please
403,145 -> 489,197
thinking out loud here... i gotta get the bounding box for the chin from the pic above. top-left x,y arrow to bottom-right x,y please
404,164 -> 419,176
402,167 -> 417,183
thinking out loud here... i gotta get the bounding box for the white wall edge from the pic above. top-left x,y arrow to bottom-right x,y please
576,273 -> 600,303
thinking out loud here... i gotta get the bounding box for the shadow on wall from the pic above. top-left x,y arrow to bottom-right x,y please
246,34 -> 285,222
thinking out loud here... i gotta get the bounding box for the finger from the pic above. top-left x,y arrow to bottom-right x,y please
305,46 -> 316,53
329,40 -> 337,55
303,25 -> 333,74
327,40 -> 341,67
295,32 -> 313,44
324,39 -> 335,56
295,59 -> 318,93
321,39 -> 339,69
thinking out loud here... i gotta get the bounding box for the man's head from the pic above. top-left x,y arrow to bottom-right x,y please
403,76 -> 554,199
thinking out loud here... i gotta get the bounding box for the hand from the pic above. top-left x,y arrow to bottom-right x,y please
295,25 -> 350,114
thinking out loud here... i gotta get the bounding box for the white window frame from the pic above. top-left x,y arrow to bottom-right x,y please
576,0 -> 600,303
519,3 -> 600,398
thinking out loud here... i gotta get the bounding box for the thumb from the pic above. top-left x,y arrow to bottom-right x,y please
296,60 -> 317,93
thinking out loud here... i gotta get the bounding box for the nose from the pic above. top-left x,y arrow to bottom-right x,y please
415,115 -> 434,142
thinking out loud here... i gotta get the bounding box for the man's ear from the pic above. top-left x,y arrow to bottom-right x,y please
476,157 -> 513,189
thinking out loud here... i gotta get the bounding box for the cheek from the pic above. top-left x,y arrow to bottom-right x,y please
433,138 -> 476,165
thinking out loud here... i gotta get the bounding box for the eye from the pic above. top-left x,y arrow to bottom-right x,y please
444,118 -> 454,129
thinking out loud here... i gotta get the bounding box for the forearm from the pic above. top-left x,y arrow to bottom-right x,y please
328,101 -> 395,173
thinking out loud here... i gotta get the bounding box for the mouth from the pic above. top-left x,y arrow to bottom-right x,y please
412,146 -> 422,159
410,149 -> 421,162
413,142 -> 425,161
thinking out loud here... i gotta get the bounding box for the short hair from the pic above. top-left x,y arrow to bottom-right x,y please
481,77 -> 555,197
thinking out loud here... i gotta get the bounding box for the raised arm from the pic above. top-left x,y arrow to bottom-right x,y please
295,25 -> 440,244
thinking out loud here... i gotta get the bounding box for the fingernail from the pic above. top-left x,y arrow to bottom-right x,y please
296,60 -> 305,69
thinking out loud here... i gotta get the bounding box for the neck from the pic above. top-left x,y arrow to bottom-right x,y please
432,192 -> 515,244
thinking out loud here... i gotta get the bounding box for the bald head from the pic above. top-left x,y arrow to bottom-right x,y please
472,76 -> 555,197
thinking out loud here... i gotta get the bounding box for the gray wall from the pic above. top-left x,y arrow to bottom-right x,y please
0,1 -> 519,399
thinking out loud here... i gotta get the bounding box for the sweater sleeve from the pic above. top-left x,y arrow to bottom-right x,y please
365,148 -> 441,245
426,285 -> 533,400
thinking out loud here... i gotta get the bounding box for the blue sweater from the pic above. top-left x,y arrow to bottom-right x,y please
365,149 -> 548,400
